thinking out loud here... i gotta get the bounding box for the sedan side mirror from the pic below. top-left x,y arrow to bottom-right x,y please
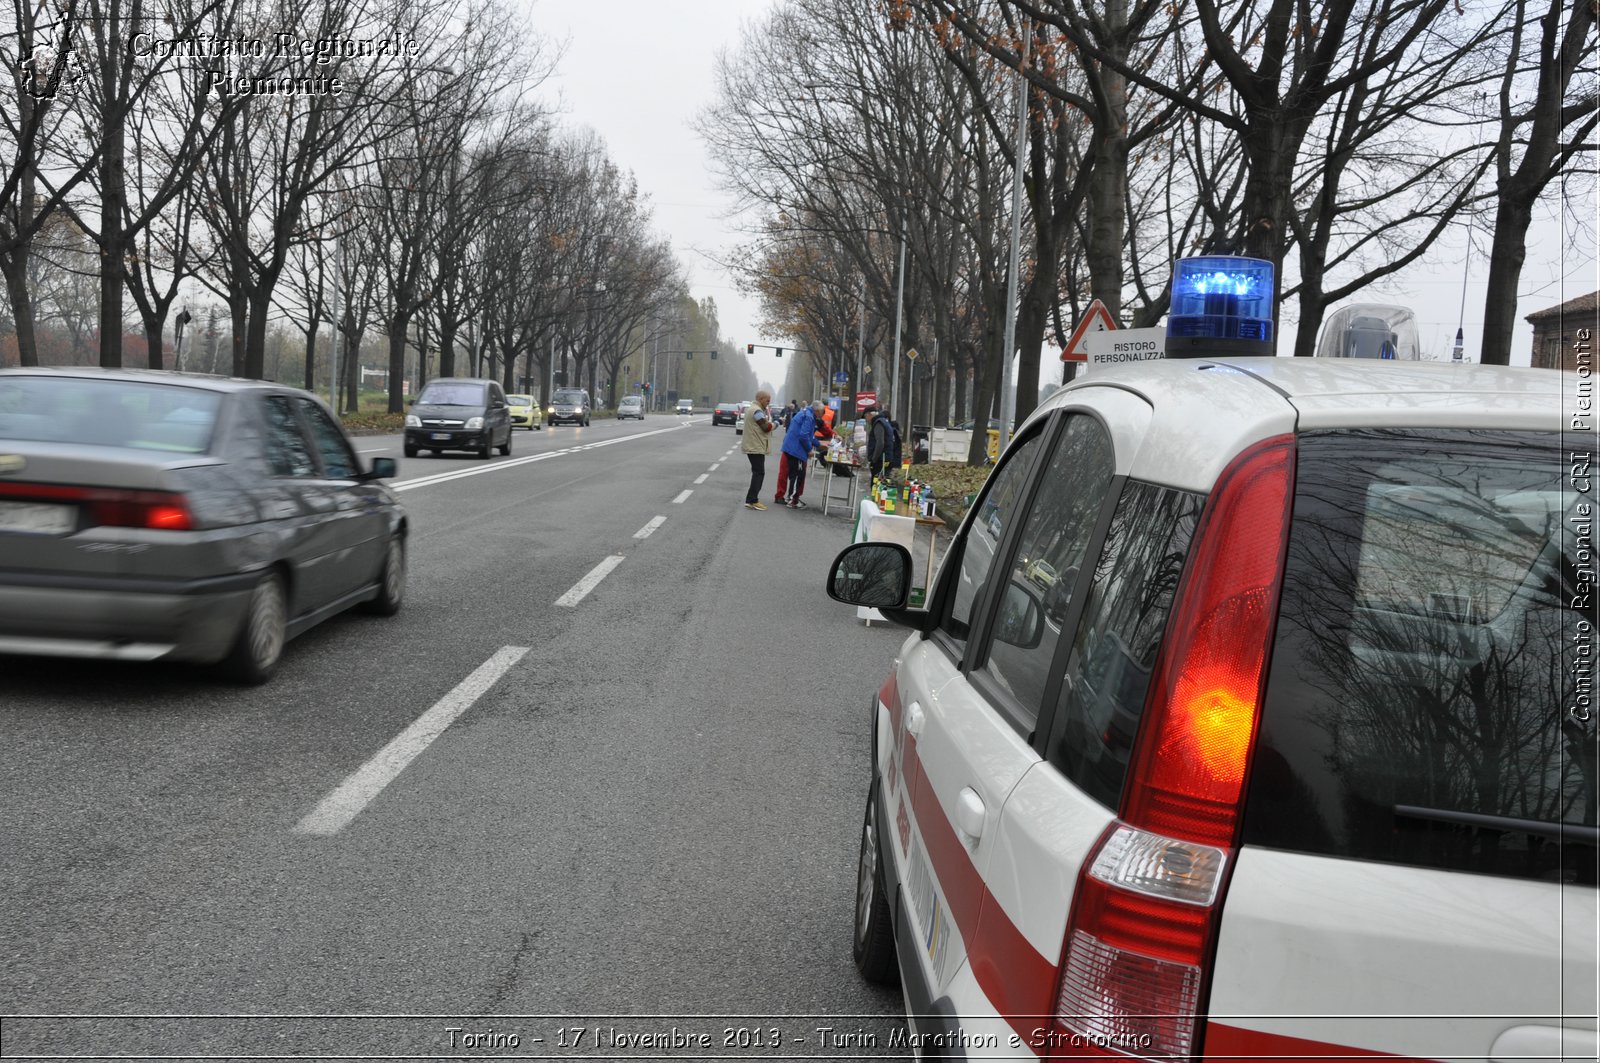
366,457 -> 398,480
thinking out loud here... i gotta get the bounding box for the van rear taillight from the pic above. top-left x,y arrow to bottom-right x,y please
1125,434 -> 1296,849
1050,435 -> 1296,1060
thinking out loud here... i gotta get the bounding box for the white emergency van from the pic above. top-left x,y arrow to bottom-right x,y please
828,355 -> 1596,1061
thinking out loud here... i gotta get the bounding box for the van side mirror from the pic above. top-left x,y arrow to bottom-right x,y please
366,457 -> 397,480
827,541 -> 912,609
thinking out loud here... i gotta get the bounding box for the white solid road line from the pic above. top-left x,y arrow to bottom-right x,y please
693,474 -> 709,484
293,646 -> 530,836
672,489 -> 692,504
633,516 -> 666,539
555,554 -> 626,608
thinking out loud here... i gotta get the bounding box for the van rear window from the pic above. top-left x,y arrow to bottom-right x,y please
1247,429 -> 1597,884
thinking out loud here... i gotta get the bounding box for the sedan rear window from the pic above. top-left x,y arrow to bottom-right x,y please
418,383 -> 486,405
0,376 -> 219,453
1248,429 -> 1597,883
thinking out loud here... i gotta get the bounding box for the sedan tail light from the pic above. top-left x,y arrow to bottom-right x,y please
0,481 -> 195,531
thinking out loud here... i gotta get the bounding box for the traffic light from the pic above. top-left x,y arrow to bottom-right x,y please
710,350 -> 718,360
746,343 -> 754,355
775,347 -> 784,358
685,351 -> 693,360
642,381 -> 651,393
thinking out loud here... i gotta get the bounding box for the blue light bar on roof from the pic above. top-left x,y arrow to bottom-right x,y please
1167,256 -> 1276,357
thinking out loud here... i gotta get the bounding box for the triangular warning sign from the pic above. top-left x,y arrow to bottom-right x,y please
1061,299 -> 1118,362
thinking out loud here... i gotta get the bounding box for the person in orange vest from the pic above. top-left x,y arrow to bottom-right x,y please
816,404 -> 836,446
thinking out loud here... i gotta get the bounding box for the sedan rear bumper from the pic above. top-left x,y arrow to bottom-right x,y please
0,574 -> 252,663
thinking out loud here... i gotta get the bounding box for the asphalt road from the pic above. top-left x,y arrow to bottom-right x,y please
0,415 -> 915,1060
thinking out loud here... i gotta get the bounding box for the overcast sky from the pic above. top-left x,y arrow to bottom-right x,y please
539,0 -> 785,390
535,0 -> 1592,381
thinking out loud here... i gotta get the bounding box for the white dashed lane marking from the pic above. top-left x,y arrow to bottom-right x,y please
293,646 -> 530,836
554,554 -> 626,608
672,490 -> 692,504
693,474 -> 709,484
634,516 -> 666,539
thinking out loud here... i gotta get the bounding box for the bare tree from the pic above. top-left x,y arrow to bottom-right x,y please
1478,0 -> 1597,365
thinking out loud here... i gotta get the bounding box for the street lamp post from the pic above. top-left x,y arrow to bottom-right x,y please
172,307 -> 192,372
891,208 -> 906,418
998,23 -> 1032,453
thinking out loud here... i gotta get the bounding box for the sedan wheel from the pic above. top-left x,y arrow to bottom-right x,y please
479,434 -> 493,459
362,535 -> 405,616
220,571 -> 286,685
498,429 -> 512,456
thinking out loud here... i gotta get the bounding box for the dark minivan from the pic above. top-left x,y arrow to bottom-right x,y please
404,378 -> 513,459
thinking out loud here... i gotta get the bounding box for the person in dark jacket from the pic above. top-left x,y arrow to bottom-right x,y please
865,408 -> 900,479
781,400 -> 828,508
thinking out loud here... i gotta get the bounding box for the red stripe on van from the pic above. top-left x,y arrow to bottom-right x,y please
1204,1023 -> 1410,1062
903,734 -> 1058,1051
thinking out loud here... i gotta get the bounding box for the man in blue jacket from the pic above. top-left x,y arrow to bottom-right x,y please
781,400 -> 828,509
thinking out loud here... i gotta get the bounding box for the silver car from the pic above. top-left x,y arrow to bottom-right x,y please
0,367 -> 406,683
617,395 -> 645,420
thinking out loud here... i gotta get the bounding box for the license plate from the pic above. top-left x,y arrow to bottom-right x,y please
431,433 -> 452,440
0,500 -> 75,535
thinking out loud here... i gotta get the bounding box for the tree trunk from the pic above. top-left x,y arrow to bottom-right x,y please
1480,197 -> 1534,367
1238,126 -> 1297,325
96,0 -> 126,370
2,257 -> 40,366
387,312 -> 410,413
300,326 -> 316,392
1085,56 -> 1128,320
344,326 -> 363,413
967,333 -> 999,466
303,327 -> 317,391
438,322 -> 457,378
953,356 -> 969,429
229,295 -> 248,377
144,323 -> 164,370
245,290 -> 273,380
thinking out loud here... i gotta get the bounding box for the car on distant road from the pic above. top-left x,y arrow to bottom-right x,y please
405,377 -> 513,458
733,400 -> 751,434
827,356 -> 1596,1060
0,367 -> 406,684
505,393 -> 540,430
712,402 -> 740,426
617,395 -> 645,420
547,387 -> 592,427
676,399 -> 694,415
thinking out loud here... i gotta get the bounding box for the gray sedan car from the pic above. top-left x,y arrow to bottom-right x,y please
0,367 -> 406,683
